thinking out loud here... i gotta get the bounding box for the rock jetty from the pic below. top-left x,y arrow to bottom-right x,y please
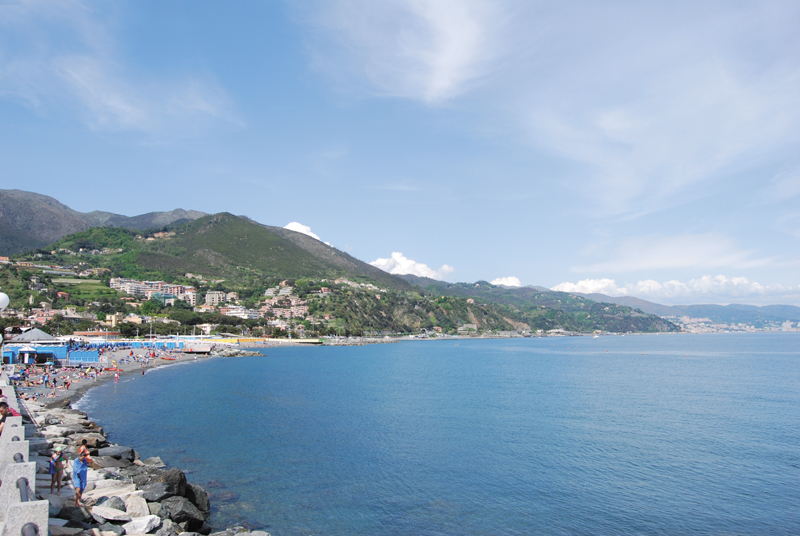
20,397 -> 269,536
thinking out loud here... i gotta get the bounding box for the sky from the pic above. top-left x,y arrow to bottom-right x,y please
2,0 -> 799,306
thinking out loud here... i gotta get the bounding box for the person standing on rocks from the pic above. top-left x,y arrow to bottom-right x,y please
50,446 -> 66,495
72,449 -> 90,506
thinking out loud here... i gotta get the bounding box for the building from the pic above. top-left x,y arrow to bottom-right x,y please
205,291 -> 227,306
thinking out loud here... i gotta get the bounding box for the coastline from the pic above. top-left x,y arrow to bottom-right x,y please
17,347 -> 269,536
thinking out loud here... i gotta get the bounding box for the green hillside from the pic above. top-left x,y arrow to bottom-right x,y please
6,214 -> 677,335
397,275 -> 679,333
39,213 -> 411,290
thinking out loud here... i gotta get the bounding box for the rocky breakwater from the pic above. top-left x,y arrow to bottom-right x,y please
210,348 -> 262,357
21,398 -> 269,536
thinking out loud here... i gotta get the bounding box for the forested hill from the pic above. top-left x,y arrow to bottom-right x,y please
397,275 -> 680,333
37,213 -> 411,291
0,189 -> 206,256
10,215 -> 677,334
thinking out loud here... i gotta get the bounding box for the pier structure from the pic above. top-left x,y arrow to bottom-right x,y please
0,366 -> 49,536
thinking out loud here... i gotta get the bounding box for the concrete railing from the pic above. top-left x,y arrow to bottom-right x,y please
0,369 -> 49,536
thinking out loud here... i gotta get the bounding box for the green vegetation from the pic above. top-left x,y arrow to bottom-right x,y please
3,215 -> 679,336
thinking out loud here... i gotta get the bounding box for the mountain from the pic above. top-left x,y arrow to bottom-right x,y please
396,275 -> 679,333
0,189 -> 206,256
570,292 -> 800,326
45,213 -> 412,291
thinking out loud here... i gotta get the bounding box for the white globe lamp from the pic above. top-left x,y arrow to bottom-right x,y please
0,292 -> 8,312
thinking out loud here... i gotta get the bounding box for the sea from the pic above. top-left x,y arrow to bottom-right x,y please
75,333 -> 800,535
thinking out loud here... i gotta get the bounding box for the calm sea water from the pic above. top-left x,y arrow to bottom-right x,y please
76,333 -> 800,535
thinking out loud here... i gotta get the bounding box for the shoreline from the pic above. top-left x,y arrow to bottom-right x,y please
16,347 -> 269,536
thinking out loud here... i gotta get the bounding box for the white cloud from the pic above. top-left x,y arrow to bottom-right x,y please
299,2 -> 800,216
370,252 -> 455,280
298,0 -> 500,103
284,222 -> 330,245
552,275 -> 800,305
571,233 -> 772,273
0,1 -> 240,135
490,276 -> 521,287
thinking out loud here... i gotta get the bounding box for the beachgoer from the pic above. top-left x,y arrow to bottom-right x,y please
0,402 -> 11,435
72,450 -> 90,506
50,446 -> 66,494
78,439 -> 91,459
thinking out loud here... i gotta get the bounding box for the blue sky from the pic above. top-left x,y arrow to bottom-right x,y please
2,1 -> 799,306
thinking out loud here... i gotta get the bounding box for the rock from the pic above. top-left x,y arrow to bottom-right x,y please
45,398 -> 72,409
152,468 -> 187,497
57,506 -> 94,523
147,502 -> 161,516
96,496 -> 126,512
154,519 -> 178,536
198,522 -> 213,535
49,501 -> 62,517
98,523 -> 125,536
82,481 -> 137,503
93,456 -> 132,469
91,505 -> 133,523
122,515 -> 162,535
72,433 -> 108,448
141,457 -> 165,467
184,483 -> 210,515
140,482 -> 174,502
98,446 -> 135,461
250,531 -> 271,536
62,520 -> 93,530
119,466 -> 148,479
125,495 -> 150,517
204,481 -> 224,489
157,496 -> 205,529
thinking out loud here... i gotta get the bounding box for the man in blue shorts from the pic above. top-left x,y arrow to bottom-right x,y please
72,450 -> 90,506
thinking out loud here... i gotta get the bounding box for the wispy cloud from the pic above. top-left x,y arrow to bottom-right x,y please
298,0 -> 500,104
552,275 -> 800,306
370,251 -> 454,280
571,233 -> 773,274
298,2 -> 800,216
0,0 -> 241,136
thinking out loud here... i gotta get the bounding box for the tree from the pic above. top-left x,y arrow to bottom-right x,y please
140,298 -> 162,315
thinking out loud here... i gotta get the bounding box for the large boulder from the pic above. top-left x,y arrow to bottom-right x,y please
98,446 -> 135,461
71,432 -> 107,448
139,482 -> 174,502
153,468 -> 187,497
98,523 -> 125,536
184,483 -> 210,516
154,519 -> 178,536
44,398 -> 71,409
57,506 -> 93,523
96,496 -> 126,512
91,506 -> 132,523
122,515 -> 162,535
141,457 -> 165,467
157,496 -> 205,530
125,495 -> 150,518
93,456 -> 132,469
